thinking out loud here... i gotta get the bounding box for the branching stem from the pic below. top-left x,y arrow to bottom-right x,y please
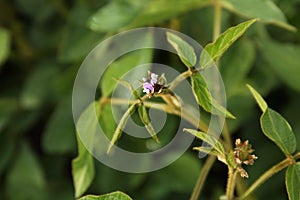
239,152 -> 300,200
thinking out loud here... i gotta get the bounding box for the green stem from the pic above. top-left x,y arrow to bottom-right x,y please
239,154 -> 299,200
222,122 -> 233,152
213,0 -> 222,42
190,155 -> 216,200
169,70 -> 192,90
226,167 -> 237,200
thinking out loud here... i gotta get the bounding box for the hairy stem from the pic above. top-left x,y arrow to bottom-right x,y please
190,155 -> 216,200
222,123 -> 233,152
226,167 -> 237,200
239,154 -> 299,200
169,70 -> 192,90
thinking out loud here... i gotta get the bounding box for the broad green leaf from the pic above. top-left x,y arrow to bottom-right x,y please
107,104 -> 137,154
246,84 -> 268,112
0,28 -> 10,67
72,134 -> 95,198
0,133 -> 14,175
138,105 -> 159,143
191,72 -> 212,110
42,96 -> 76,154
132,0 -> 210,28
72,102 -> 99,198
88,1 -> 141,32
184,128 -> 225,155
166,32 -> 196,68
286,162 -> 300,200
191,71 -> 235,118
99,103 -> 117,140
200,19 -> 257,69
88,0 -> 210,32
59,3 -> 104,62
221,0 -> 296,31
6,143 -> 46,200
100,49 -> 153,97
258,39 -> 300,91
0,98 -> 17,134
79,191 -> 133,200
20,61 -> 60,109
260,108 -> 297,155
59,30 -> 103,63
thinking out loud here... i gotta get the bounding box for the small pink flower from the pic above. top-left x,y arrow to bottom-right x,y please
143,82 -> 154,94
142,71 -> 159,95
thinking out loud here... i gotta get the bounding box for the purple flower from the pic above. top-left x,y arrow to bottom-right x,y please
142,71 -> 159,95
143,82 -> 154,94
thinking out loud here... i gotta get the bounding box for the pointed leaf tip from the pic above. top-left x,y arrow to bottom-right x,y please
246,84 -> 268,112
166,32 -> 197,68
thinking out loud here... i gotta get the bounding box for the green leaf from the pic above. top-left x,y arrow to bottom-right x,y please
246,84 -> 268,112
107,104 -> 137,154
72,102 -> 99,198
72,134 -> 95,198
6,143 -> 46,200
0,133 -> 14,175
99,104 -> 117,140
79,191 -> 133,200
20,61 -> 60,109
88,0 -> 210,32
58,3 -> 104,62
132,0 -> 210,28
191,72 -> 211,110
100,49 -> 153,97
166,32 -> 196,68
88,1 -> 141,32
286,162 -> 300,200
260,108 -> 297,155
42,96 -> 76,154
191,71 -> 235,118
0,28 -> 10,67
138,105 -> 149,125
258,39 -> 300,91
0,98 -> 17,134
184,128 -> 225,155
200,19 -> 257,69
138,105 -> 160,143
221,0 -> 296,31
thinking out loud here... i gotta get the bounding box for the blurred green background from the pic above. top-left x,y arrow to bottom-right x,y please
1,0 -> 300,199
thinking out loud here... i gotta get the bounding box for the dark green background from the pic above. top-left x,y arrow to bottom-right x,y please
0,0 -> 300,199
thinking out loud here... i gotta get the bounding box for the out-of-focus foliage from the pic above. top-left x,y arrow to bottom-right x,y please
1,0 -> 300,199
